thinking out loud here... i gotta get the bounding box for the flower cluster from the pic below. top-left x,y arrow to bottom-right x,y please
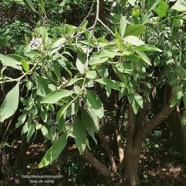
30,37 -> 43,51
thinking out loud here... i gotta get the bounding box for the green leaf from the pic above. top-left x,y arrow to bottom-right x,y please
124,36 -> 145,46
24,51 -> 40,59
115,62 -> 134,75
38,133 -> 67,168
73,118 -> 86,154
0,54 -> 21,70
38,0 -> 47,17
86,91 -> 104,118
8,54 -> 26,62
50,126 -> 57,142
128,0 -> 137,6
135,45 -> 162,52
113,65 -> 128,84
135,50 -> 151,65
148,0 -> 159,11
120,16 -> 127,38
27,125 -> 35,142
22,120 -> 30,134
52,63 -> 62,81
132,100 -> 139,114
57,100 -> 74,121
0,83 -> 19,122
58,117 -> 65,133
50,38 -> 66,54
76,59 -> 86,74
35,76 -> 49,97
23,0 -> 37,13
86,71 -> 97,79
115,29 -> 122,51
40,107 -> 48,123
171,2 -> 186,12
155,0 -> 169,18
41,89 -> 73,104
65,78 -> 83,87
37,27 -> 48,45
134,93 -> 143,108
41,125 -> 50,139
141,12 -> 153,24
21,59 -> 29,73
16,114 -> 27,128
69,100 -> 79,115
125,24 -> 146,37
81,109 -> 99,144
170,91 -> 183,107
95,78 -> 120,91
89,48 -> 118,65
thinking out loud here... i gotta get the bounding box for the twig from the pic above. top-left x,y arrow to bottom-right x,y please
98,18 -> 115,36
97,133 -> 117,173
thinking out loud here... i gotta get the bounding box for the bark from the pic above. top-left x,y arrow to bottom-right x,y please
99,0 -> 107,24
135,104 -> 176,144
122,104 -> 175,186
122,106 -> 141,185
124,147 -> 141,186
82,148 -> 113,178
182,125 -> 186,165
168,108 -> 186,165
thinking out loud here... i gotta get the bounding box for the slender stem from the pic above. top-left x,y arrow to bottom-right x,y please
98,18 -> 115,36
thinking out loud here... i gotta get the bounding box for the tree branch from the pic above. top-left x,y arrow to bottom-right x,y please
97,133 -> 117,173
82,148 -> 113,178
135,104 -> 176,145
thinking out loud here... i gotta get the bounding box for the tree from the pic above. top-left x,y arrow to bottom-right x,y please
0,0 -> 186,185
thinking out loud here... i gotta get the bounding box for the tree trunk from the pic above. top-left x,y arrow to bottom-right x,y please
122,103 -> 175,185
124,143 -> 141,186
182,126 -> 186,165
123,106 -> 141,186
168,108 -> 186,165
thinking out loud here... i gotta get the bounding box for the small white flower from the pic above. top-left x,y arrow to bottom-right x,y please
30,37 -> 43,51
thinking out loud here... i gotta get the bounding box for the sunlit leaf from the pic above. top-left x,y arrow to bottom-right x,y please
38,0 -> 47,17
134,93 -> 143,108
81,109 -> 99,144
38,133 -> 67,168
73,118 -> 86,154
41,89 -> 73,104
87,91 -> 104,118
132,100 -> 139,114
128,0 -> 137,6
0,54 -> 21,70
0,83 -> 19,122
35,76 -> 50,97
148,0 -> 160,11
23,0 -> 37,12
95,78 -> 120,91
171,1 -> 186,12
76,58 -> 86,74
124,36 -> 145,46
155,0 -> 169,18
86,71 -> 97,79
89,48 -> 118,65
120,16 -> 127,38
135,45 -> 162,52
21,59 -> 29,73
125,24 -> 146,37
27,125 -> 35,142
135,50 -> 151,65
